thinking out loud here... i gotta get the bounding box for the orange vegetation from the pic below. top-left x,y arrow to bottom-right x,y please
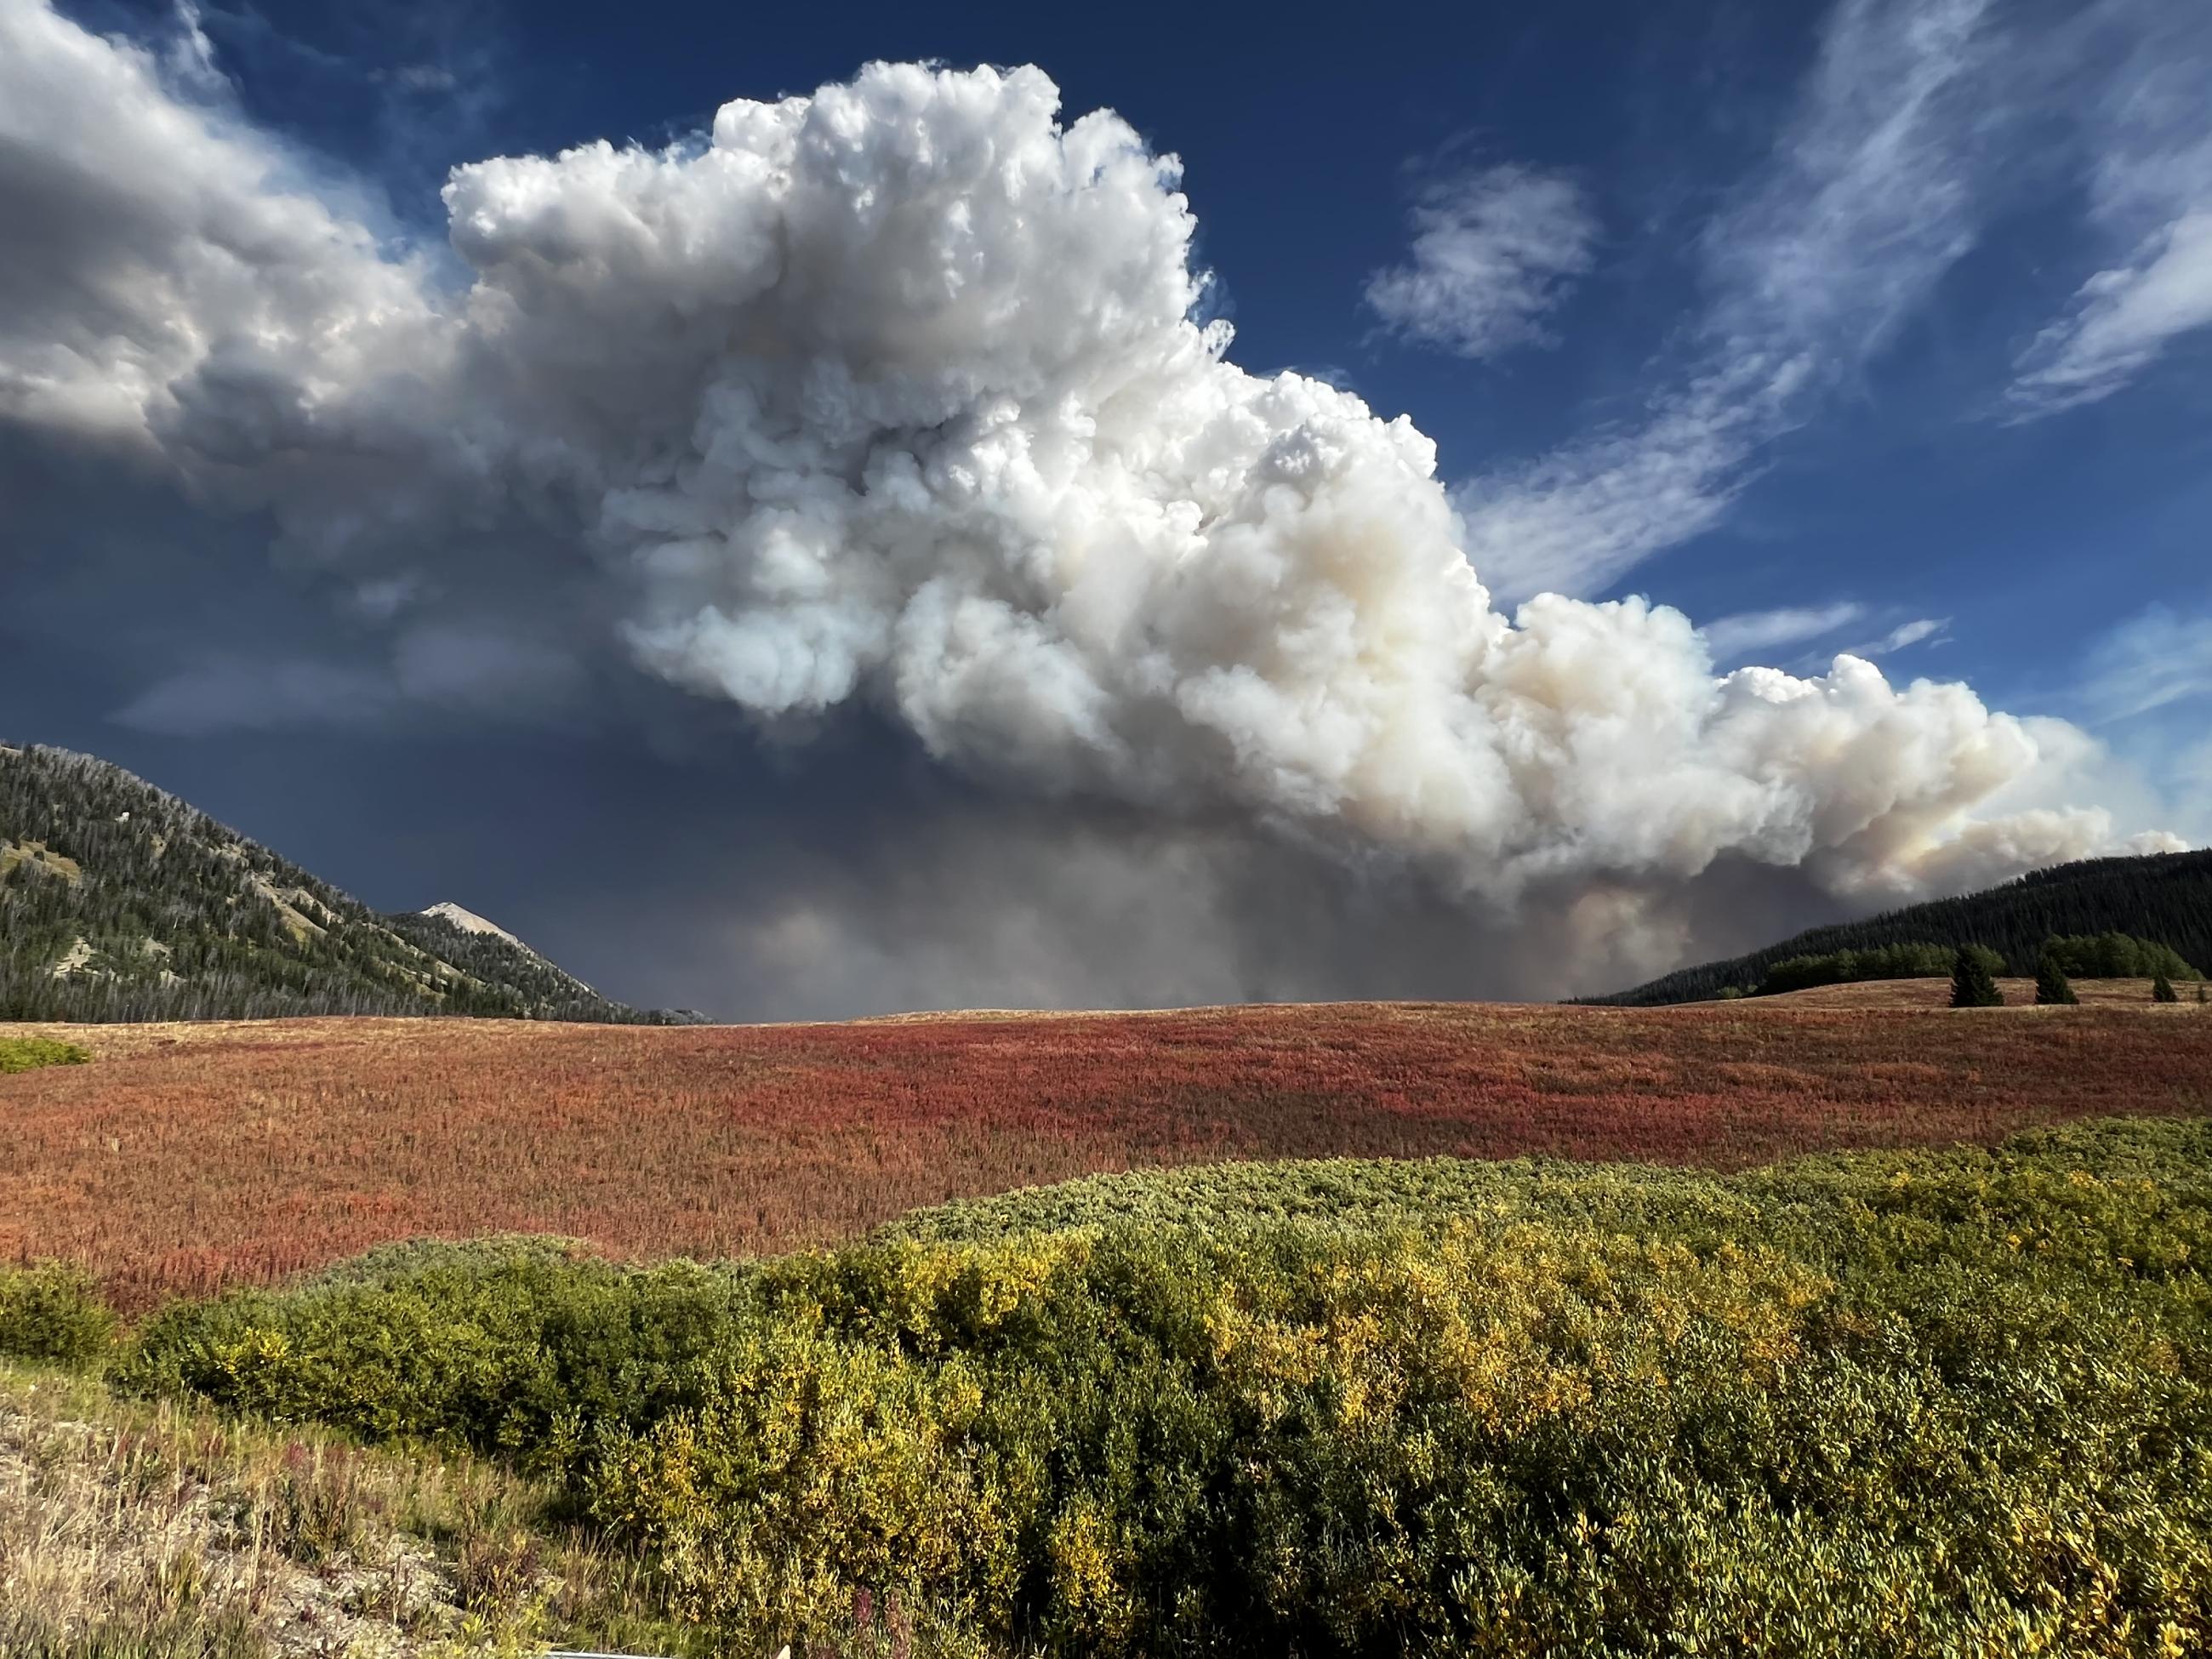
3,985 -> 2208,1308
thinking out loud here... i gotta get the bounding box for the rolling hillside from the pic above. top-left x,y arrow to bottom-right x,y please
8,989 -> 2207,1308
1587,847 -> 2212,1005
0,743 -> 693,1023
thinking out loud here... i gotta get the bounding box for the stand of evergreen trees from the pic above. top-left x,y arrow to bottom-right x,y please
1583,848 -> 2212,1005
1742,932 -> 2198,1001
2034,949 -> 2078,1006
1758,941 -> 1971,995
2,743 -> 698,1024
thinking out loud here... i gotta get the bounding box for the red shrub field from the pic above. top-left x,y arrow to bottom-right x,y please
4,987 -> 2208,1308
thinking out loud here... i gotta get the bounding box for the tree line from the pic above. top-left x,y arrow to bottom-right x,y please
1586,847 -> 2212,1005
1743,931 -> 2203,999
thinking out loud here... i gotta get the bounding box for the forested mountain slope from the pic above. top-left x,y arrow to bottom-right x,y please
0,743 -> 691,1023
1588,847 -> 2212,1006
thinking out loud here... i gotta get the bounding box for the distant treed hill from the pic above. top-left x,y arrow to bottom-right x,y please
0,743 -> 691,1023
1588,848 -> 2212,1006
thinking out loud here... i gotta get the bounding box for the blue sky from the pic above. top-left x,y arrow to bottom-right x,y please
2,0 -> 2207,1014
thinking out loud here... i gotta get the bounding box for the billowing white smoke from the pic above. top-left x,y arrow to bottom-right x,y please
0,2 -> 2172,921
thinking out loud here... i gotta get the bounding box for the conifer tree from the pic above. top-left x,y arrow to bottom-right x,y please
1951,944 -> 2003,1007
2152,972 -> 2179,1003
2034,949 -> 2077,1006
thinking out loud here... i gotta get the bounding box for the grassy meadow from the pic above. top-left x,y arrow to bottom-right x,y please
3,987 -> 2209,1308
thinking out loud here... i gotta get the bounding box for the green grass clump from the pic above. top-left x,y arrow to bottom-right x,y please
0,1263 -> 117,1366
0,1035 -> 89,1074
121,1117 -> 2212,1656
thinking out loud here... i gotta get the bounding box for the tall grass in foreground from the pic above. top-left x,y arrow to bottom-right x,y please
115,1116 -> 2212,1657
0,1361 -> 708,1658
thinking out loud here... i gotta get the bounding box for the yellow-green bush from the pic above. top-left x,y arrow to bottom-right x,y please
0,1262 -> 117,1366
590,1328 -> 1017,1635
128,1117 -> 2212,1656
0,1035 -> 88,1074
584,1222 -> 2210,1655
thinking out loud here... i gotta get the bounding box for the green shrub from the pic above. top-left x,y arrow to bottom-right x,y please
590,1167 -> 2212,1655
112,1117 -> 2212,1655
0,1262 -> 118,1365
1758,940 -> 1958,995
2044,931 -> 2203,981
0,1035 -> 90,1075
118,1239 -> 760,1466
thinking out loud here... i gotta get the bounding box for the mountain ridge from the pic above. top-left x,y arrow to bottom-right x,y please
0,742 -> 698,1024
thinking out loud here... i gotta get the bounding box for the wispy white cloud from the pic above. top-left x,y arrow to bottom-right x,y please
1697,0 -> 1996,361
114,658 -> 397,734
1458,0 -> 2004,601
2076,604 -> 2212,723
2011,214 -> 2212,413
388,62 -> 459,93
1844,616 -> 1950,658
1364,163 -> 1598,360
1700,601 -> 1867,661
2009,6 -> 2212,414
2034,603 -> 2212,849
112,626 -> 584,734
1458,358 -> 1802,602
1699,605 -> 1946,670
1447,0 -> 2209,601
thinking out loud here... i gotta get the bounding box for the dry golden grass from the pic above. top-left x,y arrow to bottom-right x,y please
0,1360 -> 692,1656
1,1361 -> 445,1655
3,988 -> 2208,1308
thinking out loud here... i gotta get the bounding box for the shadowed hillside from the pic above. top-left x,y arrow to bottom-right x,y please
1585,847 -> 2212,1006
0,743 -> 694,1023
